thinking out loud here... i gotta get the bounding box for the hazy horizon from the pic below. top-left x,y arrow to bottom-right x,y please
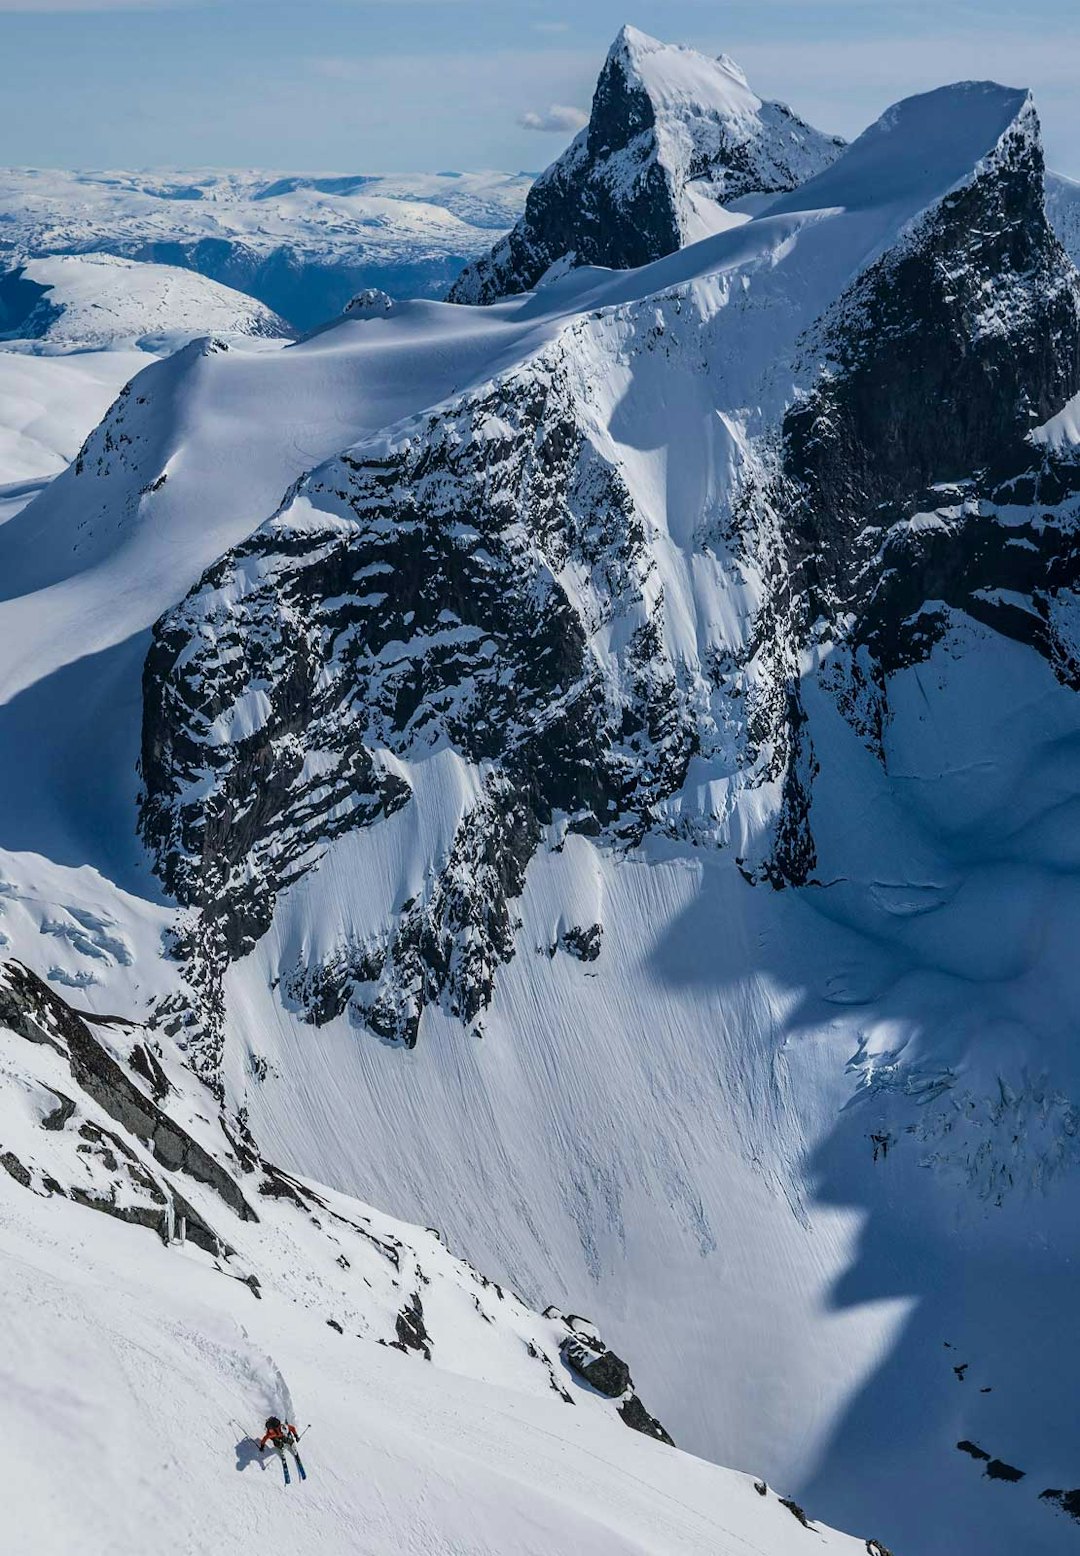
2,0 -> 1079,179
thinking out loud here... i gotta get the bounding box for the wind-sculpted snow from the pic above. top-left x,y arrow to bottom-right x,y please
448,25 -> 843,304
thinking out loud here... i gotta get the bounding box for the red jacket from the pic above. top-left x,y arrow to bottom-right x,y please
260,1422 -> 297,1449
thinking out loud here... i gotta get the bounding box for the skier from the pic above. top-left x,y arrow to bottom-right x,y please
258,1416 -> 307,1485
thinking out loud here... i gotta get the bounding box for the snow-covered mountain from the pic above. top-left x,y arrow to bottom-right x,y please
4,38 -> 1080,1556
1,253 -> 290,350
0,166 -> 530,330
447,26 -> 844,303
0,253 -> 290,530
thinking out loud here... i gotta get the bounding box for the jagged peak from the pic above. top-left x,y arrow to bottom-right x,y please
608,22 -> 648,56
448,26 -> 842,303
608,23 -> 748,85
603,23 -> 764,125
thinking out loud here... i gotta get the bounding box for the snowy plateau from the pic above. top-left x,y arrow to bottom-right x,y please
2,22 -> 1080,1556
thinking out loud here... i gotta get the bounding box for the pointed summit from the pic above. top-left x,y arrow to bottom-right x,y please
447,26 -> 843,304
608,21 -> 650,57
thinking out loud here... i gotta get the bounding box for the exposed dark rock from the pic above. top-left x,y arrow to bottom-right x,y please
129,1042 -> 171,1102
554,1318 -> 673,1443
985,1458 -> 1025,1483
343,288 -> 393,317
618,1393 -> 675,1446
563,1338 -> 631,1398
40,1088 -> 77,1131
0,961 -> 255,1232
0,971 -> 67,1056
958,1440 -> 992,1462
0,1150 -> 31,1188
784,99 -> 1080,627
394,1291 -> 432,1359
560,923 -> 602,962
258,1173 -> 308,1205
957,1443 -> 1026,1484
779,1497 -> 814,1528
1041,1488 -> 1080,1523
65,1187 -> 171,1239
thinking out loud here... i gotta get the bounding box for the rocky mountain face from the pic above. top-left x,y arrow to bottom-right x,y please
139,345 -> 693,1060
768,90 -> 1080,875
138,84 -> 1080,1087
447,25 -> 843,304
0,956 -> 675,1447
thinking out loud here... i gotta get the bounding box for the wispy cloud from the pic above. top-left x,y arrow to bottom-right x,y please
533,20 -> 569,33
518,103 -> 588,133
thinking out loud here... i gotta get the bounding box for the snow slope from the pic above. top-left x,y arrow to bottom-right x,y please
2,70 -> 1079,1556
0,346 -> 146,524
1,253 -> 290,351
0,963 -> 870,1556
0,252 -> 288,539
0,166 -> 531,329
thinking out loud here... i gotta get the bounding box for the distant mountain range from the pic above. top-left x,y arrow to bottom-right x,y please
3,111 -> 1077,334
0,166 -> 530,329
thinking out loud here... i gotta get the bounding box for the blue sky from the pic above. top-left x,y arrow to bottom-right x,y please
1,0 -> 1078,176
